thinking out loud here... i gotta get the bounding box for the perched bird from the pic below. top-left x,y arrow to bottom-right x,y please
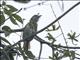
23,14 -> 41,51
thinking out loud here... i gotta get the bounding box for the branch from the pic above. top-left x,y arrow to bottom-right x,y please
0,2 -> 80,35
36,2 -> 80,34
23,2 -> 46,10
1,2 -> 80,52
34,36 -> 80,49
4,2 -> 46,21
38,43 -> 42,60
50,3 -> 68,46
2,34 -> 80,55
75,57 -> 80,59
0,28 -> 23,33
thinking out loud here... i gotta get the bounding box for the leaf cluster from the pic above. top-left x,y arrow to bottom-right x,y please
45,24 -> 80,60
0,1 -> 80,60
0,1 -> 23,36
0,1 -> 35,60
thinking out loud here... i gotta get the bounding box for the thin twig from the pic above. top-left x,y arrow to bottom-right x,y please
1,2 -> 80,34
38,43 -> 43,60
2,49 -> 10,60
55,33 -> 62,38
4,1 -> 46,21
75,57 -> 80,59
2,35 -> 80,57
75,34 -> 80,38
35,36 -> 80,49
0,2 -> 80,36
23,2 -> 46,10
50,3 -> 68,46
1,2 -> 80,51
0,28 -> 23,33
57,0 -> 64,11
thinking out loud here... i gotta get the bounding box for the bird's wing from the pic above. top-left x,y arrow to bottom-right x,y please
23,23 -> 33,40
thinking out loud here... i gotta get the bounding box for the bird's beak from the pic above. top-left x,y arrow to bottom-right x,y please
39,15 -> 42,18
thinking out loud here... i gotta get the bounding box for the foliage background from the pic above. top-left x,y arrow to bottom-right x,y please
0,0 -> 80,60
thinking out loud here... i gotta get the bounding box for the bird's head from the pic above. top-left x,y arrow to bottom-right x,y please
30,14 -> 41,23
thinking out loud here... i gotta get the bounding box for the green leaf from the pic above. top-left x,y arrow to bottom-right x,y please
0,4 -> 1,7
72,32 -> 76,39
46,25 -> 59,32
74,39 -> 78,42
67,33 -> 71,37
0,36 -> 11,45
4,8 -> 11,15
17,44 -> 27,59
63,50 -> 70,57
2,26 -> 12,32
6,5 -> 18,12
2,26 -> 12,36
52,25 -> 56,30
8,53 -> 14,60
52,25 -> 60,31
67,31 -> 78,45
49,56 -> 53,59
71,51 -> 75,60
0,11 -> 5,26
46,33 -> 56,42
26,51 -> 35,59
10,17 -> 18,25
13,14 -> 23,24
68,32 -> 76,40
2,1 -> 6,5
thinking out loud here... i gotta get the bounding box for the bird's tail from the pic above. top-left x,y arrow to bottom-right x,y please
23,41 -> 30,51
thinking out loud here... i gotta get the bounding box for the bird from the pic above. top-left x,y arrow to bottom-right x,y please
23,14 -> 41,52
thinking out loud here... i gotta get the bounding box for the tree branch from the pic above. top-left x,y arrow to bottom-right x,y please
0,2 -> 80,35
1,2 -> 80,52
38,42 -> 42,60
0,28 -> 23,33
34,36 -> 80,49
50,3 -> 68,47
2,35 -> 80,55
75,57 -> 80,59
